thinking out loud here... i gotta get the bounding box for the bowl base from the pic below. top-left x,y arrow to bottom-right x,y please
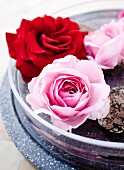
1,72 -> 124,170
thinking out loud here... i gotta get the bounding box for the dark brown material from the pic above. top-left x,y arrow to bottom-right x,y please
98,87 -> 124,133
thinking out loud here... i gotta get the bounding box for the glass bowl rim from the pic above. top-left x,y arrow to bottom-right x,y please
51,0 -> 124,17
8,59 -> 124,149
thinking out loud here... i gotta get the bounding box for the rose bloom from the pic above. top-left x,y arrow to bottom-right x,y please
84,18 -> 124,69
26,55 -> 110,131
6,15 -> 87,82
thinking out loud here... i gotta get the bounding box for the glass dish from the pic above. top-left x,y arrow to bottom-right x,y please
8,0 -> 124,169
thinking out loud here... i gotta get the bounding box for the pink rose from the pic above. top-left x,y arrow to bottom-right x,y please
84,18 -> 124,69
26,55 -> 110,131
118,9 -> 124,18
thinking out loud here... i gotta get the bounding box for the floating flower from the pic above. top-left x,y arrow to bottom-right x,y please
84,18 -> 124,69
26,55 -> 110,131
6,15 -> 88,82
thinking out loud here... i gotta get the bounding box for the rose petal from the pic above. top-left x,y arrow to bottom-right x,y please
50,105 -> 78,117
63,92 -> 82,108
65,114 -> 89,128
51,116 -> 71,131
26,94 -> 46,110
52,78 -> 67,107
53,55 -> 78,68
26,48 -> 52,68
95,34 -> 124,69
27,30 -> 53,54
86,83 -> 110,107
75,93 -> 89,110
6,33 -> 17,59
16,19 -> 30,37
43,15 -> 56,35
28,77 -> 38,93
75,60 -> 105,83
16,56 -> 41,79
77,83 -> 110,116
51,113 -> 89,131
84,31 -> 111,57
41,34 -> 71,52
52,17 -> 78,36
89,98 -> 110,120
31,17 -> 44,32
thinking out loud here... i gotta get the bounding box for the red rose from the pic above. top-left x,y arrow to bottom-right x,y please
6,15 -> 88,82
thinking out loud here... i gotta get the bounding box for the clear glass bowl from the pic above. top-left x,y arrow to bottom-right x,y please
8,0 -> 124,169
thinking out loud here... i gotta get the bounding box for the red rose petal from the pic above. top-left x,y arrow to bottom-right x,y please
16,19 -> 31,41
26,48 -> 51,68
64,17 -> 79,30
14,40 -> 29,60
52,17 -> 79,37
31,17 -> 44,32
27,30 -> 53,55
16,55 -> 41,77
69,30 -> 88,59
41,34 -> 71,52
46,43 -> 77,62
27,30 -> 45,53
6,33 -> 17,59
21,74 -> 32,83
43,15 -> 56,35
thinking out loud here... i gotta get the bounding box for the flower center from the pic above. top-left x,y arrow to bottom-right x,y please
65,87 -> 77,94
61,81 -> 78,95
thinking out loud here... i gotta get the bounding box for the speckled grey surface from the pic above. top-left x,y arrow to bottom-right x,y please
0,73 -> 83,170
